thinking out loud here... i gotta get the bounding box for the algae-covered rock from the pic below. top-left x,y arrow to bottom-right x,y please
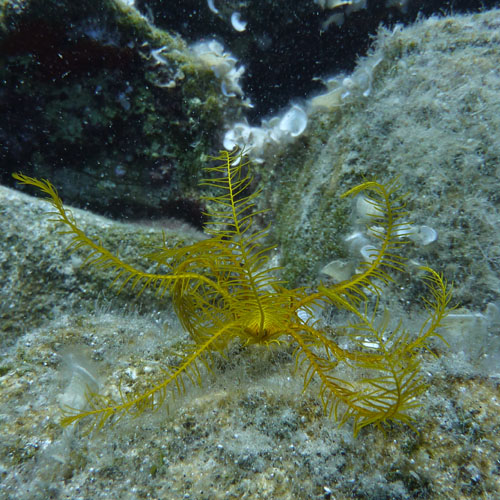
0,182 -> 203,340
0,0 -> 246,220
263,10 -> 500,309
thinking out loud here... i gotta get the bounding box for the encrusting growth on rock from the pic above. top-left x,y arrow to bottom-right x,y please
13,148 -> 452,436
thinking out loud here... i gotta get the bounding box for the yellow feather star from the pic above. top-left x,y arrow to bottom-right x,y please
13,148 -> 452,436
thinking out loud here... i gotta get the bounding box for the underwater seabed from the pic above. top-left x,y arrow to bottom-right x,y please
2,5 -> 500,500
0,173 -> 499,498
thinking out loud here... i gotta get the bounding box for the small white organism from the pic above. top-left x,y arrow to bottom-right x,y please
278,105 -> 308,137
310,58 -> 382,110
223,104 -> 308,162
409,225 -> 438,246
231,12 -> 247,32
58,349 -> 100,416
207,0 -> 219,14
192,40 -> 246,97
